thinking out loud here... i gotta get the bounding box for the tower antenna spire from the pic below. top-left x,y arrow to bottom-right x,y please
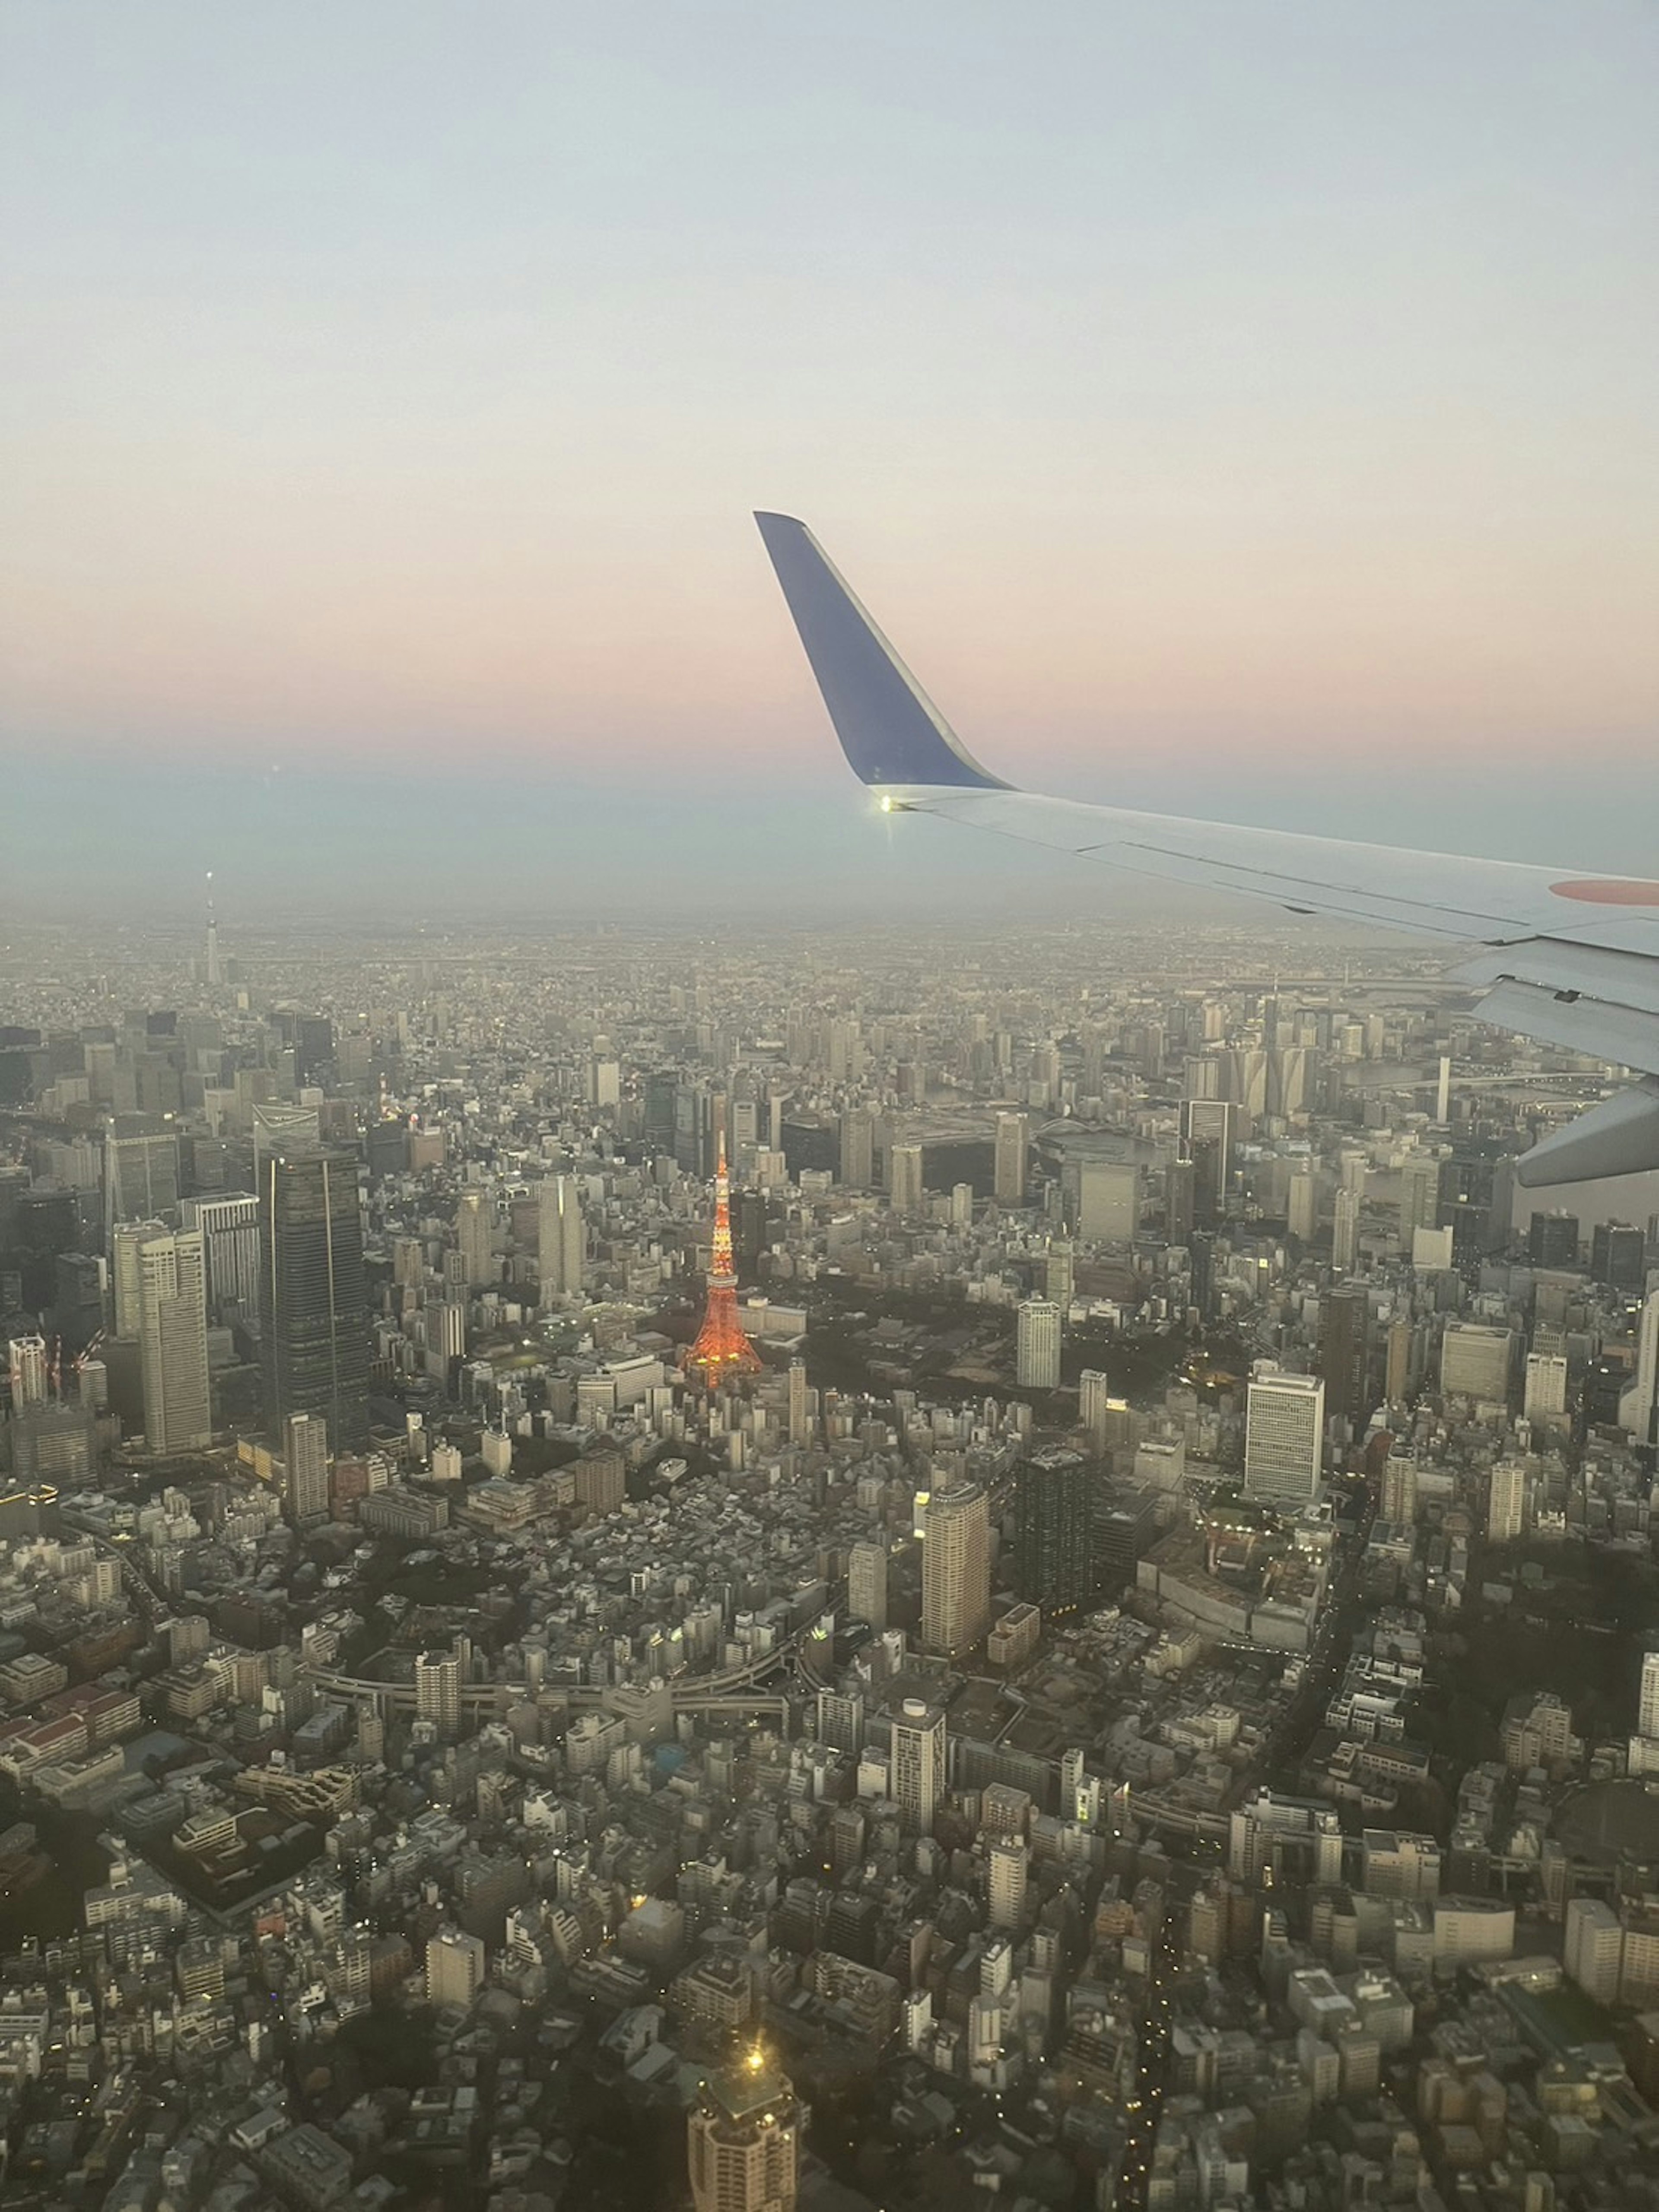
683,1124 -> 762,1384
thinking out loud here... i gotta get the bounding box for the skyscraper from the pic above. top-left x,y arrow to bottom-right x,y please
1077,1161 -> 1138,1242
1398,1153 -> 1440,1244
1165,1157 -> 1197,1247
181,1193 -> 261,1317
104,1116 -> 179,1240
890,1698 -> 946,1834
848,1539 -> 888,1632
1320,1282 -> 1371,1437
994,1112 -> 1029,1207
135,1228 -> 211,1453
284,1410 -> 331,1527
537,1176 -> 585,1303
1592,1222 -> 1646,1291
1332,1186 -> 1360,1274
1621,1290 -> 1659,1447
260,1148 -> 370,1454
1015,1298 -> 1062,1390
1243,1368 -> 1325,1507
787,1357 -> 811,1445
922,1483 -> 990,1656
838,1108 -> 874,1190
1181,1098 -> 1236,1226
455,1189 -> 493,1288
888,1142 -> 925,1216
1014,1446 -> 1092,1613
688,2050 -> 801,2212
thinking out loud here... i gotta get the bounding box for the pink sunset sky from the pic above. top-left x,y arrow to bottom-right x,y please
2,2 -> 1656,909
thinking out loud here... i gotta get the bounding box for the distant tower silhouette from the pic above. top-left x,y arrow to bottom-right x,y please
204,872 -> 222,987
684,1131 -> 762,1384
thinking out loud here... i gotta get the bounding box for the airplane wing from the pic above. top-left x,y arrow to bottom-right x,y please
755,511 -> 1659,1187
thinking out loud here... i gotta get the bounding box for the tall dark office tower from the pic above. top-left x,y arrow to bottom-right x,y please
1527,1210 -> 1580,1269
1180,1100 -> 1236,1228
734,1189 -> 769,1283
1592,1222 -> 1646,1292
1320,1282 -> 1372,1438
294,1016 -> 335,1088
1165,1158 -> 1197,1248
643,1072 -> 677,1154
260,1149 -> 370,1452
1014,1447 -> 1093,1613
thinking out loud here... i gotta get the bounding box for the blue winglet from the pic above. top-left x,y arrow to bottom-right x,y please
755,513 -> 1010,790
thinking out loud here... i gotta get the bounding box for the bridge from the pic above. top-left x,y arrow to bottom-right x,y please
301,1628 -> 807,1721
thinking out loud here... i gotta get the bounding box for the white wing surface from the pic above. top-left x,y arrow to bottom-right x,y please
755,511 -> 1659,1186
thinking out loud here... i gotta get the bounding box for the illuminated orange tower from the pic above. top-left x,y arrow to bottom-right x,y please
684,1131 -> 763,1384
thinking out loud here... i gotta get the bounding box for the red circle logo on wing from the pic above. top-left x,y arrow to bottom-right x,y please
1549,879 -> 1659,906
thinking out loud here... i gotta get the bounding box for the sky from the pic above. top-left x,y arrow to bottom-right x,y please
2,0 -> 1656,918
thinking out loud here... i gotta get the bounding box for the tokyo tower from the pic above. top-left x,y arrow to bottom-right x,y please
684,1130 -> 763,1384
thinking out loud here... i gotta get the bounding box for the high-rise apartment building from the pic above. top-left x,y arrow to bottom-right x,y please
1621,1291 -> 1659,1447
414,1648 -> 462,1741
1016,1298 -> 1062,1390
135,1229 -> 211,1454
994,1113 -> 1029,1207
1243,1368 -> 1325,1507
425,1925 -> 486,2007
1379,1450 -> 1418,1524
1487,1460 -> 1527,1544
922,1483 -> 990,1657
1523,1353 -> 1570,1428
284,1411 -> 331,1527
988,1836 -> 1028,1929
1014,1447 -> 1092,1612
1639,1647 -> 1659,1742
890,1698 -> 946,1835
260,1149 -> 370,1453
6,1335 -> 48,1410
537,1176 -> 584,1302
688,2052 -> 801,2212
